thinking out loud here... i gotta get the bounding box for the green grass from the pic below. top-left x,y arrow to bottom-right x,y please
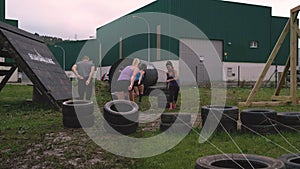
1,82 -> 300,168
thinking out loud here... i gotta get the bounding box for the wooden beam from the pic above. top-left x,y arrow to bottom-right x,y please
290,13 -> 298,105
291,5 -> 300,13
0,62 -> 16,67
0,65 -> 17,92
244,19 -> 290,106
274,56 -> 290,96
271,95 -> 292,102
239,101 -> 288,107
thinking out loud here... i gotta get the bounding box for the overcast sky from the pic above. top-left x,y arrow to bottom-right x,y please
5,0 -> 299,40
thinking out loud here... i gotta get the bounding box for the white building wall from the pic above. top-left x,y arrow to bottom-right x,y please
223,62 -> 285,81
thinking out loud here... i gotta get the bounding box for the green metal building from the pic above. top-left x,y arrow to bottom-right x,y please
96,0 -> 291,82
48,40 -> 99,71
97,0 -> 290,65
0,0 -> 18,27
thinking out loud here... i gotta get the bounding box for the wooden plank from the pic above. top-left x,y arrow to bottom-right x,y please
245,19 -> 290,106
291,5 -> 300,13
271,95 -> 292,102
0,70 -> 11,76
274,56 -> 290,96
0,62 -> 16,67
239,101 -> 288,107
0,50 -> 12,58
290,13 -> 298,105
0,65 -> 17,92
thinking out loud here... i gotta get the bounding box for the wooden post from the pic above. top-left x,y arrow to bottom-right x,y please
245,19 -> 290,106
274,56 -> 290,96
290,11 -> 298,105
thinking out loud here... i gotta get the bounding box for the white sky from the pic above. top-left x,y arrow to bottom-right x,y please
5,0 -> 300,40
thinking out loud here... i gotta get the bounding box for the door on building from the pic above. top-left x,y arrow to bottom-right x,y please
179,38 -> 223,86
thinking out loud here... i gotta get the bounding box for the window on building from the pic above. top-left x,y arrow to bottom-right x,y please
226,67 -> 236,77
250,41 -> 259,49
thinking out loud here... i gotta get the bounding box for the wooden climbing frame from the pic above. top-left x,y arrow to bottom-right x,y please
239,5 -> 300,107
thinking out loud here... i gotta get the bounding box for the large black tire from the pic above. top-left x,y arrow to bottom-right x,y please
276,124 -> 300,132
108,58 -> 158,93
241,109 -> 277,125
161,113 -> 192,124
201,105 -> 239,122
195,154 -> 285,169
241,123 -> 277,135
143,68 -> 158,88
103,100 -> 139,125
62,100 -> 94,128
277,112 -> 300,125
279,153 -> 300,169
104,121 -> 138,135
63,114 -> 94,128
160,122 -> 192,133
201,105 -> 239,132
62,100 -> 94,117
108,58 -> 133,86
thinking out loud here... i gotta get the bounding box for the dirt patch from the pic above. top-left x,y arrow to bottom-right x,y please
1,128 -> 135,169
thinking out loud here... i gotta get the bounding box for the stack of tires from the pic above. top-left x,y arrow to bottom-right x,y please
201,105 -> 239,133
276,112 -> 300,132
279,153 -> 300,168
62,100 -> 94,128
241,109 -> 277,135
103,100 -> 139,135
195,154 -> 285,169
160,113 -> 192,133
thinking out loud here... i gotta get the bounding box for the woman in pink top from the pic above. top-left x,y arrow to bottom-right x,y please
114,58 -> 140,100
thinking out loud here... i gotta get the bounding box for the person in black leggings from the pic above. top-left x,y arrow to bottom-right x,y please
166,61 -> 179,110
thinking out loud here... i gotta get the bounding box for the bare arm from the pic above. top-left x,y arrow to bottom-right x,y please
129,67 -> 139,90
138,70 -> 145,84
166,70 -> 178,82
72,64 -> 83,79
173,70 -> 179,81
86,65 -> 95,85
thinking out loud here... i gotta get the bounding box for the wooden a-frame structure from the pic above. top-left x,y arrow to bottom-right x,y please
239,5 -> 300,107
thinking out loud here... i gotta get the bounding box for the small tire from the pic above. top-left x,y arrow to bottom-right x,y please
277,112 -> 300,125
62,100 -> 94,128
241,109 -> 277,125
201,105 -> 239,122
103,100 -> 139,125
62,100 -> 94,117
241,123 -> 277,135
104,121 -> 138,135
279,153 -> 300,169
160,122 -> 192,133
201,105 -> 238,133
195,154 -> 285,169
276,123 -> 300,132
161,113 -> 192,124
63,114 -> 94,128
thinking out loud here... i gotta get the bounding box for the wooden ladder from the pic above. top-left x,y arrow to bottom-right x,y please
0,50 -> 17,92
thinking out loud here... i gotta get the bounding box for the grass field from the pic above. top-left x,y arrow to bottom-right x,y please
0,82 -> 300,168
